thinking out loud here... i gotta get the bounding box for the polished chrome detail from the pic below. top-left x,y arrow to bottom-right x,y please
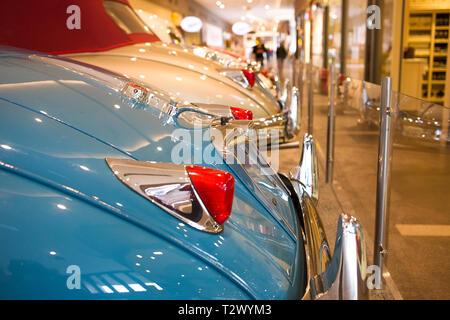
217,68 -> 251,89
30,55 -> 125,90
313,214 -> 368,299
274,75 -> 282,98
211,115 -> 285,147
249,113 -> 286,144
166,102 -> 235,128
105,158 -> 223,233
307,63 -> 314,134
205,51 -> 235,68
255,73 -> 278,100
285,86 -> 301,139
277,141 -> 300,150
210,123 -> 296,240
122,82 -> 151,104
326,64 -> 337,184
214,87 -> 301,146
29,54 -> 236,126
286,135 -> 367,299
279,78 -> 292,109
374,77 -> 393,274
290,134 -> 319,203
295,198 -> 368,300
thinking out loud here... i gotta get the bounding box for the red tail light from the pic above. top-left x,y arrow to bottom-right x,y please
242,69 -> 255,87
186,165 -> 234,225
230,106 -> 253,120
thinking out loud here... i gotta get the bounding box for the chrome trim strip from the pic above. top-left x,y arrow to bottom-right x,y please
105,158 -> 223,233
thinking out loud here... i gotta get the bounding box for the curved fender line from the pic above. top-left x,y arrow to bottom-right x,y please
0,160 -> 257,299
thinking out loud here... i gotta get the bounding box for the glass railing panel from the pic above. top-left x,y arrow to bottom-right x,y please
386,93 -> 449,299
294,62 -> 449,299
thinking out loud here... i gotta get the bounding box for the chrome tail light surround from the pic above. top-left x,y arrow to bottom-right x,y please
217,69 -> 251,89
105,158 -> 226,233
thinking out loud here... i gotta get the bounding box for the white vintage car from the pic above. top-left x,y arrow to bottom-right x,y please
0,0 -> 300,141
134,8 -> 282,112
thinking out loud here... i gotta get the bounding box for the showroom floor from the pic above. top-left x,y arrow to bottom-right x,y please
277,87 -> 450,299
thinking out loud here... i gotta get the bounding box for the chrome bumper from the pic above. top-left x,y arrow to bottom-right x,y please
290,135 -> 368,300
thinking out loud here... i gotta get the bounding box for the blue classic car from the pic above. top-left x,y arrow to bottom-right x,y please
0,47 -> 367,299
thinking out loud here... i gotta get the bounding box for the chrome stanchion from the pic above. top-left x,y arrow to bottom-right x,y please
326,64 -> 336,184
308,63 -> 314,135
374,77 -> 393,278
344,76 -> 350,108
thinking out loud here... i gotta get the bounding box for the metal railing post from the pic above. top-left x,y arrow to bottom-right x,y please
308,62 -> 314,134
326,64 -> 336,183
298,63 -> 304,122
344,76 -> 349,107
374,77 -> 393,278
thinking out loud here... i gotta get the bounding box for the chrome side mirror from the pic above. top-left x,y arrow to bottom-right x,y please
290,134 -> 319,203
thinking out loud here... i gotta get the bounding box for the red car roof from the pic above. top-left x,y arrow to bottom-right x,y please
0,0 -> 160,55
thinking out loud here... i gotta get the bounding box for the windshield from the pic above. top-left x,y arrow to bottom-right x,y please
104,0 -> 155,35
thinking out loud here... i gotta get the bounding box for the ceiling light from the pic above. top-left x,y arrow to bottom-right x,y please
180,16 -> 203,33
232,21 -> 251,35
265,4 -> 270,10
220,4 -> 225,9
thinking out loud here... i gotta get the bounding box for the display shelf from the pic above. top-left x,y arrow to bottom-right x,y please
407,11 -> 449,103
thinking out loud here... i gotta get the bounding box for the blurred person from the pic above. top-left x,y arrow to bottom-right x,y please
252,37 -> 267,67
276,40 -> 288,81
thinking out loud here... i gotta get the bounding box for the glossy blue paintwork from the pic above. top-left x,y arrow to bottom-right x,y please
0,48 -> 306,299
